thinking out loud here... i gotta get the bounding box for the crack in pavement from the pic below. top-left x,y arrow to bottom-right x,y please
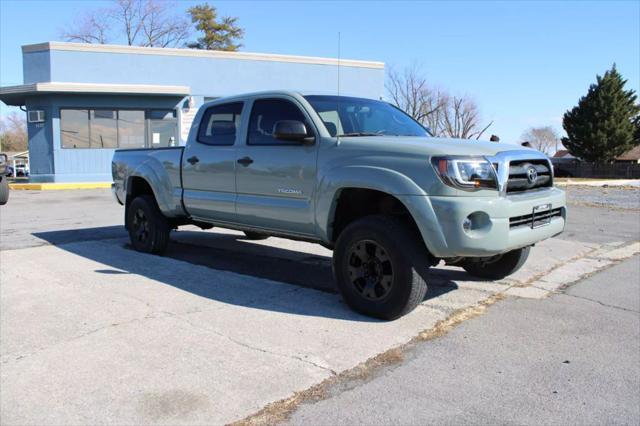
1,290 -> 338,377
557,292 -> 640,314
164,308 -> 338,376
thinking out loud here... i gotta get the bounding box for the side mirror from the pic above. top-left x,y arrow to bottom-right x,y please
273,120 -> 313,143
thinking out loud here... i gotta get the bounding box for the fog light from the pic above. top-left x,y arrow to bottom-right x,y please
462,212 -> 493,237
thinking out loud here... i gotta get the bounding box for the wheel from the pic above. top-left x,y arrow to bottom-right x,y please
333,215 -> 428,320
243,231 -> 269,240
0,177 -> 8,205
126,195 -> 170,254
461,247 -> 530,280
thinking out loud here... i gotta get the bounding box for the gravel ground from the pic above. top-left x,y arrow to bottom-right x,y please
564,185 -> 640,210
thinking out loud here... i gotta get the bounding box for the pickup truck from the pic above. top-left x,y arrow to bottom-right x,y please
0,153 -> 9,205
112,91 -> 566,320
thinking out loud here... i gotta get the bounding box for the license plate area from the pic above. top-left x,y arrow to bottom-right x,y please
532,203 -> 552,228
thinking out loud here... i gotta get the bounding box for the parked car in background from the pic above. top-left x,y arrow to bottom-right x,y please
0,154 -> 9,205
14,164 -> 29,177
112,91 -> 566,320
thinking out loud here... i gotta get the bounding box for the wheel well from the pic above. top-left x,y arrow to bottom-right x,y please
126,177 -> 154,207
330,188 -> 422,244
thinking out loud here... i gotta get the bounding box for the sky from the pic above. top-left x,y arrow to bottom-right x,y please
0,0 -> 638,145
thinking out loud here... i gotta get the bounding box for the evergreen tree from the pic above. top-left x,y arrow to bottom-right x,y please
187,4 -> 243,51
562,65 -> 639,162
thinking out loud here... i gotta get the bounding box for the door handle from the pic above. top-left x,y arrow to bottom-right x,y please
237,156 -> 254,166
187,156 -> 199,165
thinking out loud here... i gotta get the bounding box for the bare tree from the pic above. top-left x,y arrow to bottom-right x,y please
0,113 -> 28,152
386,66 -> 492,139
440,95 -> 493,140
60,10 -> 111,44
386,66 -> 446,127
61,0 -> 190,48
520,126 -> 560,154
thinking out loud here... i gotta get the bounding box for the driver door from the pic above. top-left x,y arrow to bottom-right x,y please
235,97 -> 319,236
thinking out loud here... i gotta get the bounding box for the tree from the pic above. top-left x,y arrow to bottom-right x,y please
0,113 -> 28,152
562,65 -> 639,163
386,66 -> 446,126
61,0 -> 190,48
439,95 -> 492,140
386,66 -> 492,139
520,126 -> 560,154
61,9 -> 111,44
187,4 -> 244,51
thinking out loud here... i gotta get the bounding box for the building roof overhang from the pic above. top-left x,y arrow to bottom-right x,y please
0,82 -> 191,106
23,41 -> 385,70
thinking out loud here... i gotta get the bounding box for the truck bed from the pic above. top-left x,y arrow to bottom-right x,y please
112,146 -> 186,218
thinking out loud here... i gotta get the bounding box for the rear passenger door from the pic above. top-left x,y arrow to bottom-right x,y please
181,102 -> 243,223
235,97 -> 319,236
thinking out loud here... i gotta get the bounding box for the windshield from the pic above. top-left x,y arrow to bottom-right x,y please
304,95 -> 431,137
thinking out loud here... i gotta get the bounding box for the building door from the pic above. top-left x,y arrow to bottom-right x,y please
148,110 -> 178,147
235,97 -> 319,236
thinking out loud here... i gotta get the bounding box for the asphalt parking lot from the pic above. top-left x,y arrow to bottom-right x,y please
1,185 -> 639,425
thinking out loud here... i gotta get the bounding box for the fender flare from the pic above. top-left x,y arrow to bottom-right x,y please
315,165 -> 428,242
125,160 -> 182,217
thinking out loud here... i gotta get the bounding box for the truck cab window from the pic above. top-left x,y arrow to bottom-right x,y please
198,102 -> 244,146
247,99 -> 311,145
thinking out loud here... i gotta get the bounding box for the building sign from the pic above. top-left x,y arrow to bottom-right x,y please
181,106 -> 197,142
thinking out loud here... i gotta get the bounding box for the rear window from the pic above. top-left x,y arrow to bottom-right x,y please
197,102 -> 244,146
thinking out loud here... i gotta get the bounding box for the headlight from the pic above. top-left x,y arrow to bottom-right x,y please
431,156 -> 497,190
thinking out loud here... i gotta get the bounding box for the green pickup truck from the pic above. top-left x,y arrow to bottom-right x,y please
0,153 -> 9,205
112,91 -> 566,319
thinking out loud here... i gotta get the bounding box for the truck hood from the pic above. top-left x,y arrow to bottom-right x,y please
339,136 -> 542,158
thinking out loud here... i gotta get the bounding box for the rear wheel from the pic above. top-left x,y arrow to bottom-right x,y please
0,177 -> 8,205
243,231 -> 269,240
333,215 -> 428,320
461,247 -> 530,280
126,195 -> 170,254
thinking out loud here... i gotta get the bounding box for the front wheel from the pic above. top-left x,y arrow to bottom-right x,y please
0,177 -> 9,205
333,215 -> 428,320
126,195 -> 170,254
461,247 -> 530,280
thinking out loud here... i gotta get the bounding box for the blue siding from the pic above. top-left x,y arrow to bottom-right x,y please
23,51 -> 51,84
48,50 -> 384,98
25,98 -> 54,175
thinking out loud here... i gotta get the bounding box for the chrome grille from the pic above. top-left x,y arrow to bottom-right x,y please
510,208 -> 563,229
506,160 -> 553,193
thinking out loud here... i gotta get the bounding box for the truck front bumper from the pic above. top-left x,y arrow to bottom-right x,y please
398,187 -> 566,258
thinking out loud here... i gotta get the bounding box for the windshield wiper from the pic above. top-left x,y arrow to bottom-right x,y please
337,132 -> 384,137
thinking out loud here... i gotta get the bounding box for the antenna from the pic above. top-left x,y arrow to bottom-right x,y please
336,32 -> 341,145
337,31 -> 341,98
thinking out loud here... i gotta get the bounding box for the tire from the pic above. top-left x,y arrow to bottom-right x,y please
126,195 -> 170,254
333,215 -> 429,320
0,177 -> 8,206
243,231 -> 269,240
461,247 -> 530,280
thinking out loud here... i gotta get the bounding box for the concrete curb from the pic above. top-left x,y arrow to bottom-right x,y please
8,182 -> 112,190
555,179 -> 640,188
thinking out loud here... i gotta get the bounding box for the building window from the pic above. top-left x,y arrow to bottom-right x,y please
90,110 -> 118,148
118,111 -> 146,149
61,109 -> 90,149
60,108 -> 169,149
